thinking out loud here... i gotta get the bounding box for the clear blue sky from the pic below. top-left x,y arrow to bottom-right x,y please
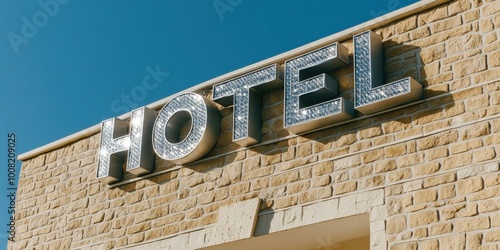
0,0 -> 418,248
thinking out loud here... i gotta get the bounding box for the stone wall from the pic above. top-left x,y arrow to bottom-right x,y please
10,0 -> 500,249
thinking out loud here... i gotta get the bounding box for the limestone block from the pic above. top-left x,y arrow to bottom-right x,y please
215,198 -> 260,244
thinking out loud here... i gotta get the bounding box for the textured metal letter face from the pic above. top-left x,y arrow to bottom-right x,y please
212,64 -> 283,145
284,43 -> 354,133
97,107 -> 157,184
153,93 -> 220,164
354,30 -> 422,114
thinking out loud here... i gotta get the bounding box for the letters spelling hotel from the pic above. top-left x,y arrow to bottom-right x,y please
12,0 -> 500,249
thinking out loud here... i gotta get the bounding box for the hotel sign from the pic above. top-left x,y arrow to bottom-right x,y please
97,30 -> 422,184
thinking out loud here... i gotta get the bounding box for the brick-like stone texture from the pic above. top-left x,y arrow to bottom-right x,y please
9,0 -> 500,249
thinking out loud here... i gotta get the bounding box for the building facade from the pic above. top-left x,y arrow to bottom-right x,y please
12,0 -> 500,249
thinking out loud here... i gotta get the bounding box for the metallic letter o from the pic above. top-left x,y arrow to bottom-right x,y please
153,92 -> 220,164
